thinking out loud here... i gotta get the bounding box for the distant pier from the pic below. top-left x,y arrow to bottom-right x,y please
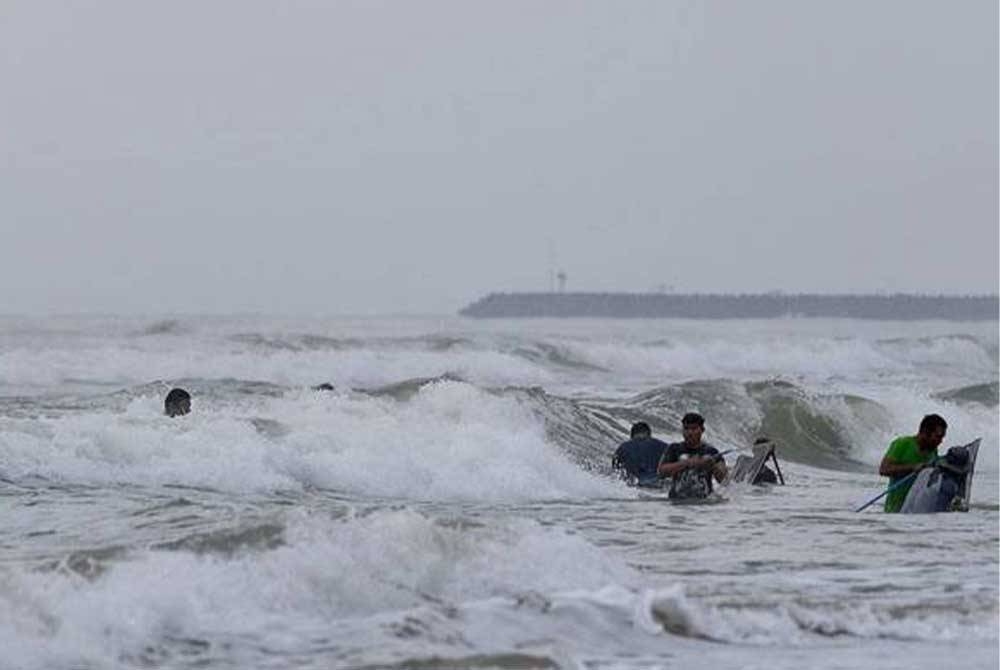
459,293 -> 999,320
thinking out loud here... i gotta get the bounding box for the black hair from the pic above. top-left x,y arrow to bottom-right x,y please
681,412 -> 705,427
630,422 -> 651,438
165,387 -> 190,406
919,414 -> 947,434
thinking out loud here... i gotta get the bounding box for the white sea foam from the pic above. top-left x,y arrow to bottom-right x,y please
0,381 -> 621,499
0,343 -> 551,394
0,509 -> 635,669
556,331 -> 996,387
6,520 -> 995,670
1,316 -> 995,394
1,316 -> 996,670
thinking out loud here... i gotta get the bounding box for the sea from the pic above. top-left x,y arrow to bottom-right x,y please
1,315 -> 997,670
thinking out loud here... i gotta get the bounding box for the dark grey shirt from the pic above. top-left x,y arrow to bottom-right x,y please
660,441 -> 723,499
613,436 -> 669,486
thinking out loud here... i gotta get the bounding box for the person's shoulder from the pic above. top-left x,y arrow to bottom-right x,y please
648,437 -> 670,448
884,435 -> 917,458
701,443 -> 721,455
660,441 -> 683,460
887,435 -> 916,450
614,437 -> 635,452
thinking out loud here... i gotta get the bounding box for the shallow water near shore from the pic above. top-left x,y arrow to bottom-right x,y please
1,315 -> 997,669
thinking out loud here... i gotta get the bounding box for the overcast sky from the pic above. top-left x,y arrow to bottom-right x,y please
2,1 -> 996,315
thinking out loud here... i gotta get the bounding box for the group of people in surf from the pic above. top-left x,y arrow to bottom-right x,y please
613,411 -> 972,512
612,412 -> 778,501
166,386 -> 970,512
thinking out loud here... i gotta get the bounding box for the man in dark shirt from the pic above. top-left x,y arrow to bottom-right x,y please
657,412 -> 728,499
612,422 -> 669,487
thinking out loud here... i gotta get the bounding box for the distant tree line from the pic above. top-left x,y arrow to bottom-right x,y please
458,292 -> 999,320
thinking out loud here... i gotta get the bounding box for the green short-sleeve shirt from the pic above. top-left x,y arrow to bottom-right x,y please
883,435 -> 938,513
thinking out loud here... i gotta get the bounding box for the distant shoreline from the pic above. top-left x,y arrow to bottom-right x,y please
459,292 -> 999,320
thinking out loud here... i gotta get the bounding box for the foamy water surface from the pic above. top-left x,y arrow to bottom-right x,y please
1,315 -> 997,669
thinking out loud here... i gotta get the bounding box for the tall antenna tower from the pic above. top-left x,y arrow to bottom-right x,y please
546,240 -> 555,293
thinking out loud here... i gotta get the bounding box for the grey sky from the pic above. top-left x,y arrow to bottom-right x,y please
2,1 -> 996,315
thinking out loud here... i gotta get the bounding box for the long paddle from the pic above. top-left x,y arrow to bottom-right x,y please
854,468 -> 923,513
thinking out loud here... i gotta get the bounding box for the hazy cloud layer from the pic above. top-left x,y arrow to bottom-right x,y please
2,1 -> 996,314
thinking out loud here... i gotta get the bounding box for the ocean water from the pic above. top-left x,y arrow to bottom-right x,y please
1,315 -> 997,670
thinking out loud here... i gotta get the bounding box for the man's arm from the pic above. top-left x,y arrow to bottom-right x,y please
656,448 -> 681,478
658,451 -> 715,478
712,460 -> 728,483
878,455 -> 925,478
878,438 -> 926,478
658,459 -> 687,478
703,447 -> 727,482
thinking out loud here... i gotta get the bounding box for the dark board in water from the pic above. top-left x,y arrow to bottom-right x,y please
459,293 -> 999,320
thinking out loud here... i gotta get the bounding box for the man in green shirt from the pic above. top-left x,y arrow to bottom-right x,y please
878,414 -> 947,512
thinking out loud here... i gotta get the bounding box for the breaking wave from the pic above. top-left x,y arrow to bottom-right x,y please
932,382 -> 999,407
645,584 -> 998,644
0,374 -> 946,499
